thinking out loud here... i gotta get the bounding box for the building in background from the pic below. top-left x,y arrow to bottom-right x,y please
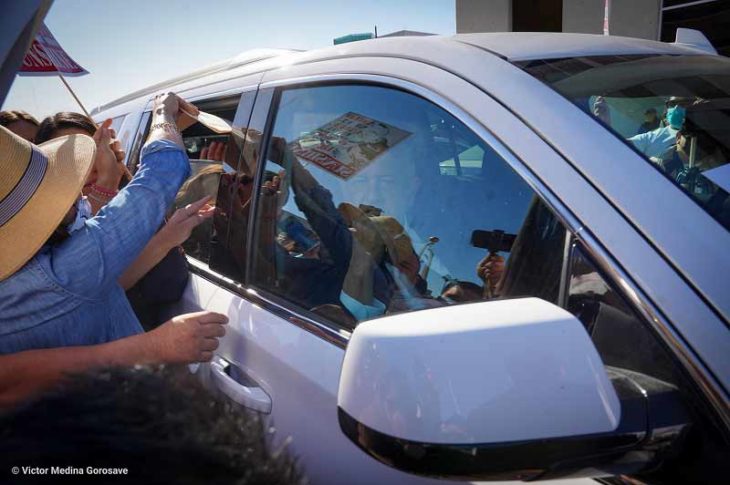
456,0 -> 729,55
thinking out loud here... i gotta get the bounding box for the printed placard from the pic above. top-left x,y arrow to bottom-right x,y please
289,112 -> 411,179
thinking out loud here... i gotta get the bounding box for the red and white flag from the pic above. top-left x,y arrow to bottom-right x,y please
18,23 -> 88,77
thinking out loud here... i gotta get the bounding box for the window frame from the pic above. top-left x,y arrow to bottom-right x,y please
216,77 -> 587,345
184,73 -> 729,433
125,92 -> 253,266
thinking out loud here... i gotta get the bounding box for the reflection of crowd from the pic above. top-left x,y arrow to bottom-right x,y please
255,135 -> 510,329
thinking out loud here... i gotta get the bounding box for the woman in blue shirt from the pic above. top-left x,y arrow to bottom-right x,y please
0,93 -> 220,354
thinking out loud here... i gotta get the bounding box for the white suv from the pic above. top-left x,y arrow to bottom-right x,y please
94,31 -> 729,484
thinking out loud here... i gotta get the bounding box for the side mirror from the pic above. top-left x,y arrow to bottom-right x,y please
338,298 -> 689,481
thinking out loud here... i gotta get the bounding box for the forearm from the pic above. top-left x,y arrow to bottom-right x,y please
294,185 -> 352,267
76,144 -> 189,290
146,104 -> 184,147
118,233 -> 173,290
0,333 -> 157,408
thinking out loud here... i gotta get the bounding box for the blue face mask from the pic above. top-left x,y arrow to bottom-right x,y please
67,196 -> 92,233
666,105 -> 686,129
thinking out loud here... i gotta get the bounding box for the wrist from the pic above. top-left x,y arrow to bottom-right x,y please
151,225 -> 179,251
134,330 -> 163,365
147,118 -> 184,147
94,176 -> 121,191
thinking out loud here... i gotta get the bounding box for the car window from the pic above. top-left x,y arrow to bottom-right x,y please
519,54 -> 730,231
127,111 -> 151,174
108,114 -> 125,134
567,243 -> 679,385
172,95 -> 243,264
566,243 -> 728,484
127,96 -> 244,264
248,83 -> 568,330
207,90 -> 263,279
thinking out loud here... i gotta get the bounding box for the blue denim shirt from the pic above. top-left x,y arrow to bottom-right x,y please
0,140 -> 190,354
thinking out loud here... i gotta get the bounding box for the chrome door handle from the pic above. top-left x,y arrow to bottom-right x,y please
210,357 -> 272,414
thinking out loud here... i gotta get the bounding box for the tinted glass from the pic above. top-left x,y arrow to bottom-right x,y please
520,54 -> 730,231
172,95 -> 240,263
250,84 -> 567,329
209,90 -> 271,280
128,111 -> 151,174
109,114 -> 126,134
567,243 -> 730,483
567,243 -> 678,384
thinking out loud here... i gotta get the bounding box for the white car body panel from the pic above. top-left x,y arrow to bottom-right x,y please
177,265 -> 541,485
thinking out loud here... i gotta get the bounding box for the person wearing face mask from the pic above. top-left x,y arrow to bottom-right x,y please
628,97 -> 692,161
0,93 -> 218,354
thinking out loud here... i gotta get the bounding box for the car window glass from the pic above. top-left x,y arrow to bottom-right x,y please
566,243 -> 679,385
108,114 -> 125,134
566,243 -> 729,483
127,111 -> 151,174
520,54 -> 730,231
171,95 -> 241,263
208,90 -> 265,279
250,84 -> 568,330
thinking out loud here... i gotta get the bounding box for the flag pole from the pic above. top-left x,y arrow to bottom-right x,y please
57,72 -> 94,121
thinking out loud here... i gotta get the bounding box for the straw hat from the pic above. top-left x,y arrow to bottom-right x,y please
0,126 -> 96,281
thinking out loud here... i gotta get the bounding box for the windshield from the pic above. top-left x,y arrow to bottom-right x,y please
519,54 -> 730,231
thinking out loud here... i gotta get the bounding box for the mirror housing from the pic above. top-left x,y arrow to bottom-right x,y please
337,298 -> 689,480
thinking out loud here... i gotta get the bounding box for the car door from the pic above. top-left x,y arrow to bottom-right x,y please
170,55 -> 612,484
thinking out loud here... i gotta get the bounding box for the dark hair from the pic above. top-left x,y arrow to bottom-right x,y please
36,112 -> 96,144
0,365 -> 302,485
0,110 -> 39,127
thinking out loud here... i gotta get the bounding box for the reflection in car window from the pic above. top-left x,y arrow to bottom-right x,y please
519,54 -> 730,231
250,84 -> 568,329
172,96 -> 240,263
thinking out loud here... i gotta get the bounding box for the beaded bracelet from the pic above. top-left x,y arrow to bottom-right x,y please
150,121 -> 180,135
89,183 -> 118,198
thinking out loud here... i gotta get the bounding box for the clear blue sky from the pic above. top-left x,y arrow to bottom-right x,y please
3,0 -> 456,119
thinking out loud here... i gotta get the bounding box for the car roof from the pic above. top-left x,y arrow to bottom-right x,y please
93,32 -> 709,115
452,32 -> 709,61
91,48 -> 299,115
